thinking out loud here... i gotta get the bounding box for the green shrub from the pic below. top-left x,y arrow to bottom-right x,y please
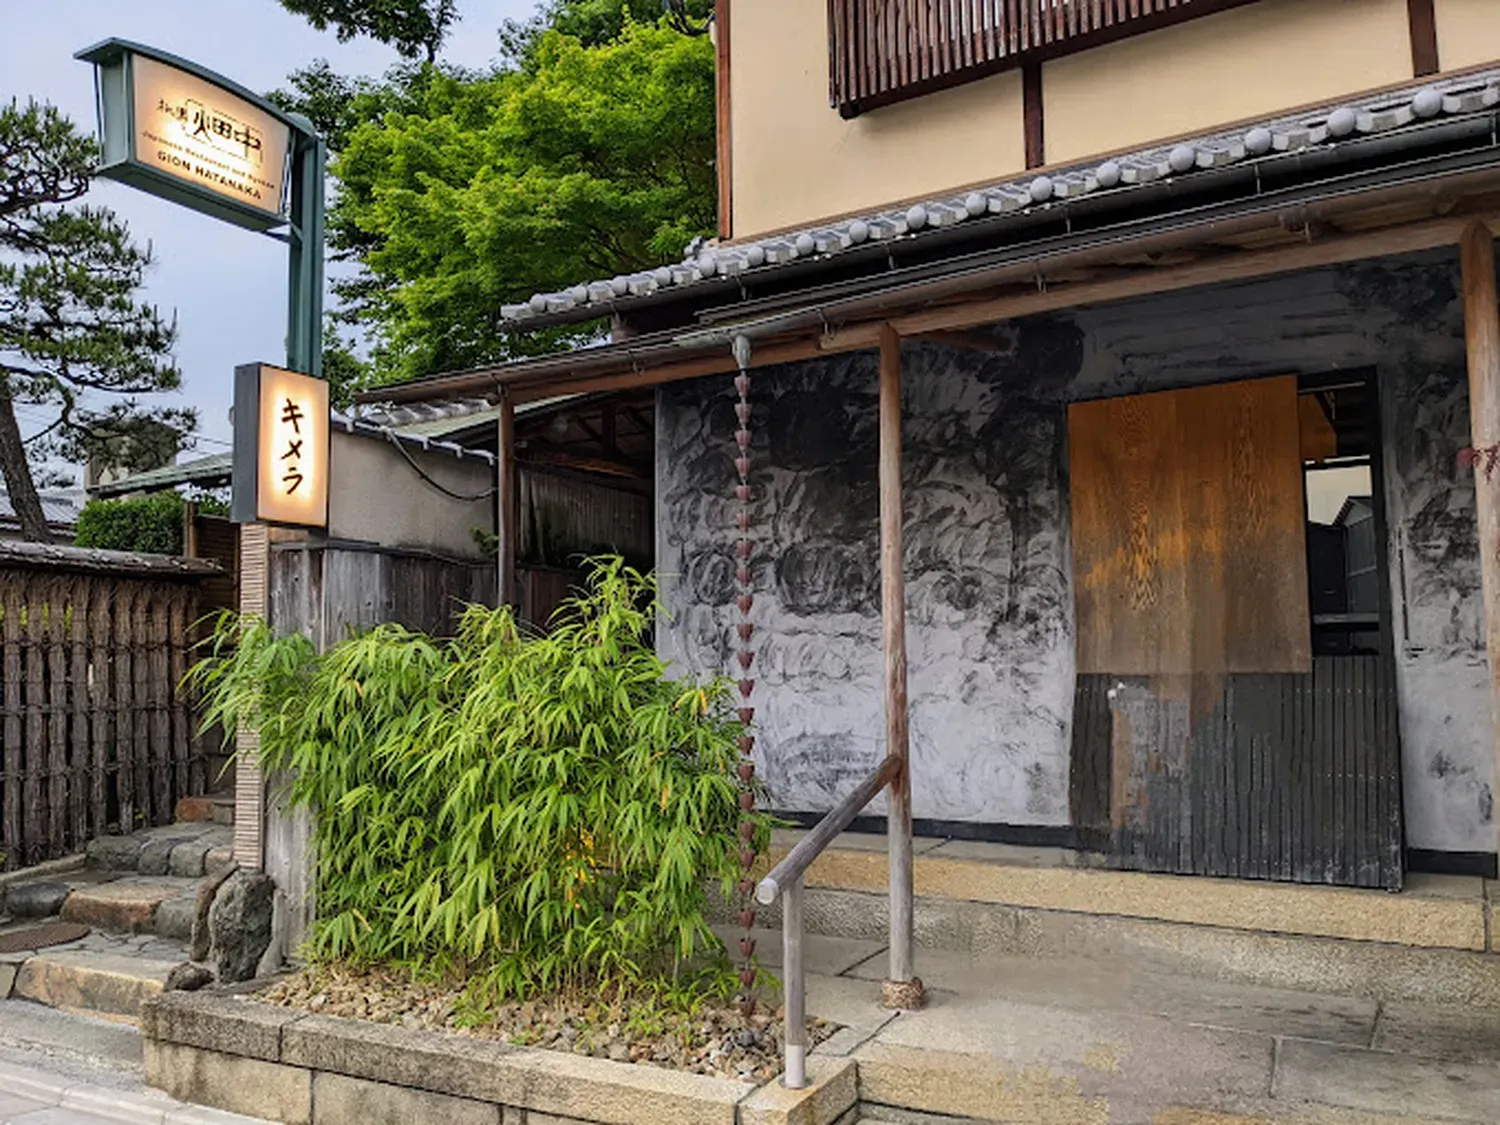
75,493 -> 187,554
189,558 -> 767,1002
74,492 -> 229,555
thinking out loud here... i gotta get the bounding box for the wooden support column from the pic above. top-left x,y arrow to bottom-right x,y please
1461,222 -> 1500,866
879,324 -> 922,1010
496,390 -> 517,608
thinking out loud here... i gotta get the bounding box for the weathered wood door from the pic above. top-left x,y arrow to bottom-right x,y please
1067,375 -> 1403,889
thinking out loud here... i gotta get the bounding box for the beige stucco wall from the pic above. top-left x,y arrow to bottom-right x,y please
327,430 -> 493,559
1435,0 -> 1500,72
1044,0 -> 1414,167
729,0 -> 1026,239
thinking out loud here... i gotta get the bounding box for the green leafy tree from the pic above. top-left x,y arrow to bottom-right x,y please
277,0 -> 459,62
0,101 -> 191,542
325,23 -> 716,383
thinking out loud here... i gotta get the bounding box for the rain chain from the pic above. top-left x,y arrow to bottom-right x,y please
730,334 -> 759,1017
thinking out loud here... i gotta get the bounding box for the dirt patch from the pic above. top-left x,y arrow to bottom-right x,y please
259,964 -> 836,1084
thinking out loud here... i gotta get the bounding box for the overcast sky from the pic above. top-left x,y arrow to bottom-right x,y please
4,0 -> 537,473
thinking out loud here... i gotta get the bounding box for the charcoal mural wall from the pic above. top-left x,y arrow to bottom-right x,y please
656,247 -> 1493,855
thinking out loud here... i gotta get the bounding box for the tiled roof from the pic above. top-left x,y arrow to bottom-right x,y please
500,71 -> 1500,328
0,489 -> 84,527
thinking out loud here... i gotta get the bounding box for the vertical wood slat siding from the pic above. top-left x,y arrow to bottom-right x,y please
831,0 -> 1257,117
0,568 -> 207,870
1070,655 -> 1403,889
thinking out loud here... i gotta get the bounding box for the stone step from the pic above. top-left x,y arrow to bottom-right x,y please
2,931 -> 190,1020
87,823 -> 235,879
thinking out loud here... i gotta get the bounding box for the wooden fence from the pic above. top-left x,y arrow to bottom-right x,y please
828,0 -> 1257,116
0,542 -> 220,870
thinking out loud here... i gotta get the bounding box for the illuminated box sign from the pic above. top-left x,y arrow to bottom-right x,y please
77,40 -> 294,231
232,364 -> 330,528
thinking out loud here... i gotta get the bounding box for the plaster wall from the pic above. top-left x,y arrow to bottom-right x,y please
729,0 -> 1026,238
657,248 -> 1493,854
1434,0 -> 1500,73
729,0 -> 1424,239
1042,0 -> 1413,166
326,431 -> 493,559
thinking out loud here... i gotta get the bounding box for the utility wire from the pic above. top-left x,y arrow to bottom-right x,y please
383,429 -> 497,502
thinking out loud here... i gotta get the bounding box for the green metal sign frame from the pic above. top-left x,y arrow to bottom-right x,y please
75,38 -> 326,379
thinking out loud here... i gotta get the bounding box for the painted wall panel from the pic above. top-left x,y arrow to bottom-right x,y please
1044,0 -> 1414,167
1435,0 -> 1500,73
658,249 -> 1492,853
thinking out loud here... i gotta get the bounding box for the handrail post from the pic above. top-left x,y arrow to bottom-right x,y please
782,874 -> 807,1089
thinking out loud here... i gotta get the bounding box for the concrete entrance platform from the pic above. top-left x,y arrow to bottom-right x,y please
767,933 -> 1500,1123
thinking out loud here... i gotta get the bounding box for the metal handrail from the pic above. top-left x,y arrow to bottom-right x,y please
755,754 -> 902,1089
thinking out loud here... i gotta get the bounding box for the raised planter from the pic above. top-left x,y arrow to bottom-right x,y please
141,989 -> 858,1125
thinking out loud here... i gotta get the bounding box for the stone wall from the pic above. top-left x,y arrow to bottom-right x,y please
141,991 -> 856,1125
656,247 -> 1493,855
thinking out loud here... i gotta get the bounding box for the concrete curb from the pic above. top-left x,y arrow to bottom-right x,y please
141,989 -> 858,1125
0,1057 -> 270,1125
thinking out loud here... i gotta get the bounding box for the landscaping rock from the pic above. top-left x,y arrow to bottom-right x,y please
168,840 -> 212,878
4,881 -> 71,918
208,869 -> 274,983
156,895 -> 198,941
164,961 -> 215,992
191,862 -> 238,962
87,834 -> 144,872
205,847 -> 236,877
141,835 -> 200,877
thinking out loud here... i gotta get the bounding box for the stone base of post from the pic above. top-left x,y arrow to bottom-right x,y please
881,977 -> 926,1011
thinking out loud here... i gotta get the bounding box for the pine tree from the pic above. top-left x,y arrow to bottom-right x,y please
0,100 -> 191,541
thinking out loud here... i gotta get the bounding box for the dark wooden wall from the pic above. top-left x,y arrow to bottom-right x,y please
268,543 -> 494,648
0,551 -> 213,869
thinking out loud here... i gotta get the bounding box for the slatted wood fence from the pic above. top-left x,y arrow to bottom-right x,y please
0,542 -> 220,870
828,0 -> 1258,116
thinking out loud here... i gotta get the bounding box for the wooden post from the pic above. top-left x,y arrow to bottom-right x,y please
496,390 -> 517,608
1461,221 -> 1500,868
879,324 -> 923,1010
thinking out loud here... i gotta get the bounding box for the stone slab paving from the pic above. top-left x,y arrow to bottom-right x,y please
834,947 -> 1500,1123
2,930 -> 191,1020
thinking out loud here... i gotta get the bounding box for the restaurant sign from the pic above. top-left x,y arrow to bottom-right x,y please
231,363 -> 330,528
76,40 -> 293,231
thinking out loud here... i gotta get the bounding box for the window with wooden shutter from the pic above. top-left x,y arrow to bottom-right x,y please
828,0 -> 1261,118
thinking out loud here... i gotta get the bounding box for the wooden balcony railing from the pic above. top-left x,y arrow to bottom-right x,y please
829,0 -> 1260,117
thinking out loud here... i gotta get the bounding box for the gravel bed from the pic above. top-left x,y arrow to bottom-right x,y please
258,964 -> 836,1084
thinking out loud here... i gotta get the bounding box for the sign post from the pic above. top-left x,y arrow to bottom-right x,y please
75,39 -> 325,381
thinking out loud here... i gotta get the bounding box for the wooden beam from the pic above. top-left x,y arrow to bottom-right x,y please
506,336 -> 830,403
1408,0 -> 1440,78
878,323 -> 921,1010
521,446 -> 646,480
1023,63 -> 1044,170
1460,221 -> 1500,867
496,390 -> 517,607
922,329 -> 1014,353
715,0 -> 733,239
818,215 -> 1479,352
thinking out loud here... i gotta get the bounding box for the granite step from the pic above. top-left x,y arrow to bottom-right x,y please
1,928 -> 190,1020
